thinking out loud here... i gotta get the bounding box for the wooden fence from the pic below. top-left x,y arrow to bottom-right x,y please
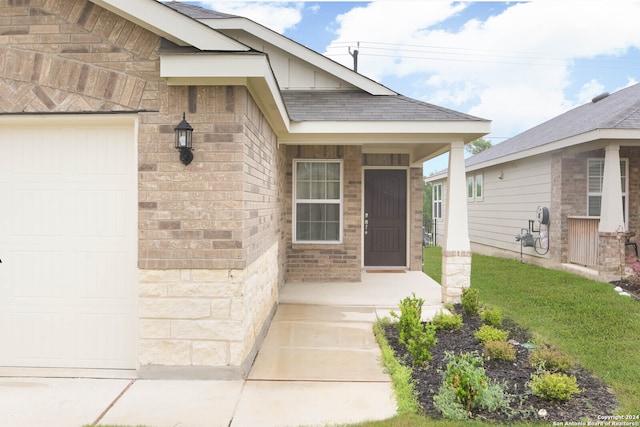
567,216 -> 599,267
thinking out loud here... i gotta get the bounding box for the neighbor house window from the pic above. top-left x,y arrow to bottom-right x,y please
587,158 -> 628,225
475,173 -> 483,201
467,176 -> 474,201
433,183 -> 442,219
293,160 -> 343,243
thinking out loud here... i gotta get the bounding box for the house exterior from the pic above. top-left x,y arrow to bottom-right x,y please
0,0 -> 489,379
427,83 -> 640,281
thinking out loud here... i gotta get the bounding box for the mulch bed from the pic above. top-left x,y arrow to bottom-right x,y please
384,306 -> 618,423
609,279 -> 640,300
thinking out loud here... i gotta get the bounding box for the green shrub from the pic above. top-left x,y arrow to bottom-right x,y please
390,293 -> 424,344
529,344 -> 574,373
483,340 -> 516,362
481,307 -> 503,327
406,321 -> 437,367
529,371 -> 582,401
475,325 -> 509,344
461,287 -> 480,316
432,310 -> 463,331
434,351 -> 511,419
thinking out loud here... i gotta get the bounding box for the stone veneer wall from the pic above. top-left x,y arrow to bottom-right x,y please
1,0 -> 285,378
286,145 -> 363,281
138,242 -> 279,379
409,167 -> 424,270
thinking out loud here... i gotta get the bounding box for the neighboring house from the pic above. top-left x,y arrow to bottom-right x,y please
427,83 -> 640,281
0,0 -> 489,379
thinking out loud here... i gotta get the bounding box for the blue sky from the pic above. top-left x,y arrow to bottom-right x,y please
180,1 -> 640,175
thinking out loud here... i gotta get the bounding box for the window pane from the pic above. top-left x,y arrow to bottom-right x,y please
326,182 -> 340,199
326,222 -> 340,241
296,162 -> 310,180
310,204 -> 325,221
311,182 -> 326,199
588,195 -> 601,216
296,181 -> 310,199
326,204 -> 339,221
312,163 -> 326,180
467,177 -> 474,198
476,175 -> 483,198
296,222 -> 310,240
327,163 -> 340,180
297,203 -> 310,221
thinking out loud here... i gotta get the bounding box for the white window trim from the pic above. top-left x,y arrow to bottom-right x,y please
467,176 -> 475,201
475,173 -> 484,202
292,159 -> 344,244
587,157 -> 628,229
433,183 -> 443,219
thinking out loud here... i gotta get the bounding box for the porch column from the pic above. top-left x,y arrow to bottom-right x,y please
598,143 -> 625,275
598,143 -> 624,232
442,140 -> 471,303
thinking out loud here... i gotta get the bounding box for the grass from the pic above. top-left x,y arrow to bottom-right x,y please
424,246 -> 640,413
351,248 -> 640,427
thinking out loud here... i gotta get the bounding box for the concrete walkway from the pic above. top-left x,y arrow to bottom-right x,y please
0,271 -> 442,427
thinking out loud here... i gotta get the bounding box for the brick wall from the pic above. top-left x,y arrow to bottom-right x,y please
409,167 -> 424,270
285,145 -> 363,282
0,0 -> 162,112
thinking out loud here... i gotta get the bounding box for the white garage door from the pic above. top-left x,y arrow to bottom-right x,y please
0,116 -> 138,372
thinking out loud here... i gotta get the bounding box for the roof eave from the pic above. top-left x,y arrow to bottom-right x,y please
161,53 -> 289,134
90,0 -> 249,51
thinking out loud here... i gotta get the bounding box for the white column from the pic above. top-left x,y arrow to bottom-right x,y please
441,140 -> 471,303
598,143 -> 624,233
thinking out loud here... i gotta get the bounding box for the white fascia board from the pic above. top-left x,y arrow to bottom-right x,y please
90,0 -> 248,51
200,17 -> 395,96
160,53 -> 289,133
287,120 -> 490,138
465,128 -> 640,174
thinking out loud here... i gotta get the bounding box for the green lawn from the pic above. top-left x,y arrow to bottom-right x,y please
350,247 -> 640,426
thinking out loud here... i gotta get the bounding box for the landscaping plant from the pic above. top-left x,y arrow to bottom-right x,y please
434,351 -> 511,419
482,340 -> 516,362
431,310 -> 463,331
474,324 -> 509,344
461,287 -> 480,316
391,293 -> 437,367
529,371 -> 582,402
529,343 -> 574,373
480,307 -> 503,327
391,293 -> 424,344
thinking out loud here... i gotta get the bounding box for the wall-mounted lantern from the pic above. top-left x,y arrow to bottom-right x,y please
175,112 -> 193,165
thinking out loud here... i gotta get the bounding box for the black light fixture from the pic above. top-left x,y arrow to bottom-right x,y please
175,112 -> 193,165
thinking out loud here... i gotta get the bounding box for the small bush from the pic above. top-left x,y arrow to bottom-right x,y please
407,321 -> 437,367
481,307 -> 503,327
475,325 -> 509,344
529,371 -> 582,401
434,351 -> 511,419
483,340 -> 516,362
529,344 -> 574,373
390,293 -> 424,344
461,287 -> 480,316
432,311 -> 463,331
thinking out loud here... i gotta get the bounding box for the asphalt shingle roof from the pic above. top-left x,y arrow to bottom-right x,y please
467,83 -> 640,167
282,91 -> 486,122
164,1 -> 238,19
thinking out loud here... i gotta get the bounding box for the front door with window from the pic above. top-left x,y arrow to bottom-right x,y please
364,169 -> 407,266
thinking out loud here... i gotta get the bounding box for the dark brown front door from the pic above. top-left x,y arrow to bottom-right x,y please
364,169 -> 407,266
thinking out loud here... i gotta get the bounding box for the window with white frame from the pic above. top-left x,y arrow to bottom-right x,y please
467,176 -> 474,200
432,183 -> 442,219
475,173 -> 483,201
293,160 -> 343,243
587,158 -> 628,225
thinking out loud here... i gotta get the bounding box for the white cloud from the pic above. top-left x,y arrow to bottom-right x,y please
325,0 -> 640,143
194,1 -> 304,33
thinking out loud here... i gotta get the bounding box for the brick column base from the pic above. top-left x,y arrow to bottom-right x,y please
598,232 -> 625,276
441,250 -> 472,303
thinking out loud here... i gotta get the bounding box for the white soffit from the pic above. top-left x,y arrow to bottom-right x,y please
90,0 -> 249,51
161,53 -> 289,133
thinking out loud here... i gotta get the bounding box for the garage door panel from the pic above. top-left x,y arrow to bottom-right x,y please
0,120 -> 137,371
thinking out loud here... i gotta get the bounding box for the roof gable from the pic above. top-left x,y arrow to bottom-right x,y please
466,83 -> 640,168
